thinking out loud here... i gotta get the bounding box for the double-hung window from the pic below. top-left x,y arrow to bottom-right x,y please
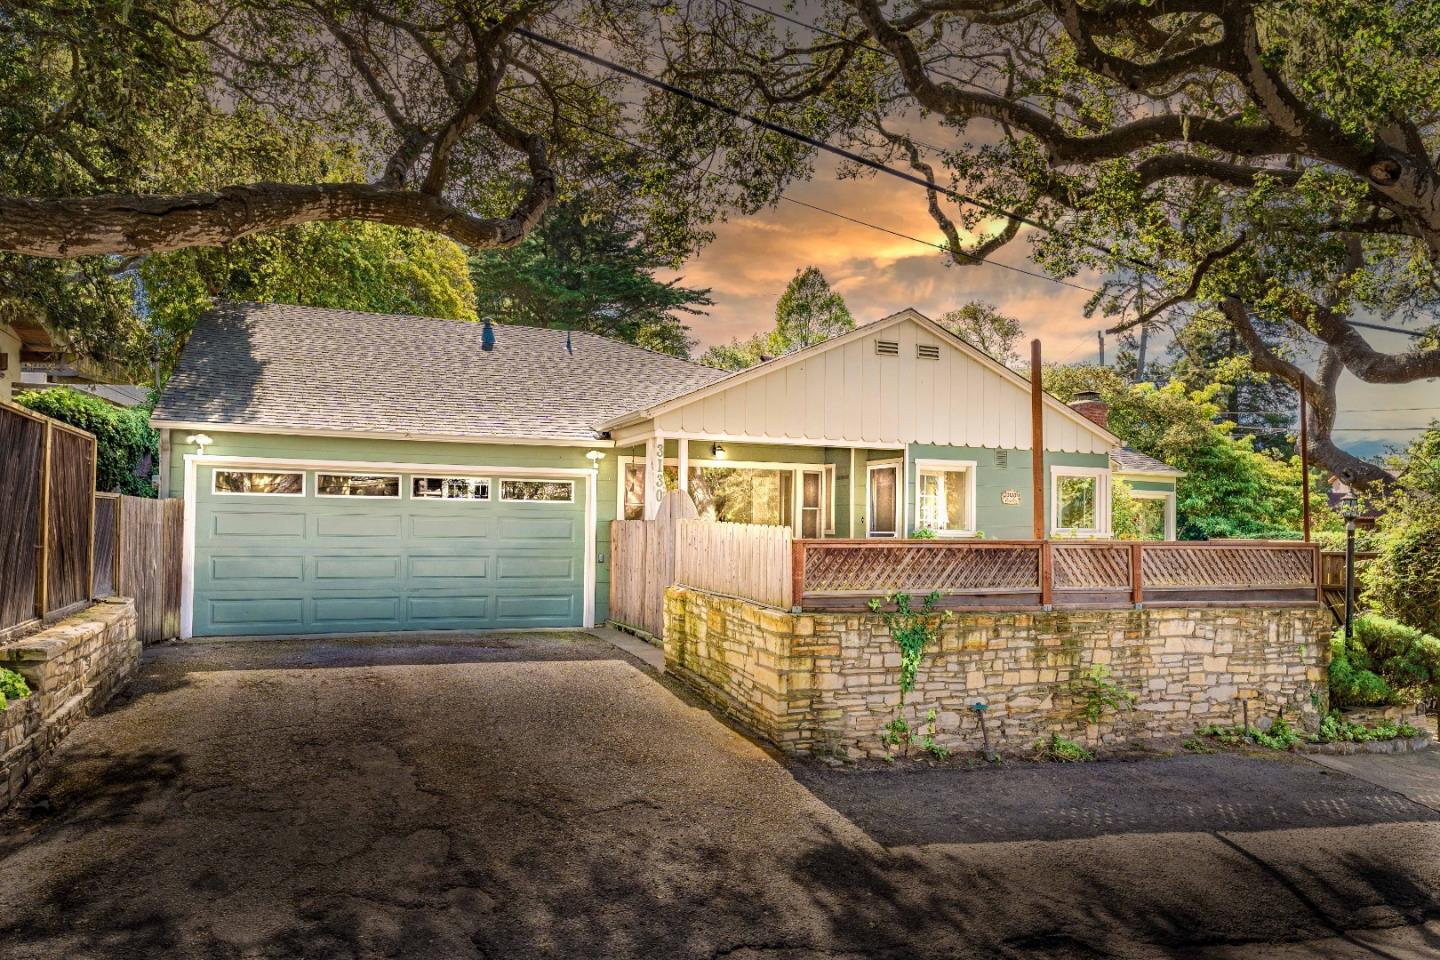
1051,466 -> 1112,537
914,460 -> 977,536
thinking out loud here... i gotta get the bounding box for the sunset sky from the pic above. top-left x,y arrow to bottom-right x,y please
661,154 -> 1438,458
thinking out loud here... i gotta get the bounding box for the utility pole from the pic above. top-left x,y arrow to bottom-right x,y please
1097,331 -> 1105,366
1134,273 -> 1148,381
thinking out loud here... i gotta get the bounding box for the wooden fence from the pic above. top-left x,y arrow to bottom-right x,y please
675,519 -> 793,609
89,494 -> 184,644
0,400 -> 97,638
793,538 -> 1323,611
609,491 -> 697,639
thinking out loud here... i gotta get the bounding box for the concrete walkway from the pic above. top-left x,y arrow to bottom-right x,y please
3,633 -> 1440,959
587,624 -> 664,671
1307,747 -> 1440,813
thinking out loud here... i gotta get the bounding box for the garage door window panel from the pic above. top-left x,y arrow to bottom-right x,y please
500,479 -> 575,503
213,470 -> 305,495
412,477 -> 491,500
317,474 -> 401,497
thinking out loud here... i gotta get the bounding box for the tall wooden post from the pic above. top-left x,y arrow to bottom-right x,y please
1299,379 -> 1311,542
1030,339 -> 1045,541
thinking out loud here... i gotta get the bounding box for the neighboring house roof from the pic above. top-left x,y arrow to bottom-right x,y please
152,302 -> 728,443
12,379 -> 149,407
1110,447 -> 1185,477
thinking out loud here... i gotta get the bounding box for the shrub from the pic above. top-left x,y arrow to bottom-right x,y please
0,667 -> 31,705
1034,733 -> 1094,762
16,387 -> 158,496
1318,710 -> 1424,743
1328,614 -> 1440,708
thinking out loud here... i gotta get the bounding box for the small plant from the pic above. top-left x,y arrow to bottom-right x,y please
1196,713 -> 1302,751
1316,710 -> 1427,744
910,526 -> 938,540
0,667 -> 31,706
1182,735 -> 1217,754
918,708 -> 951,760
1072,664 -> 1137,724
882,716 -> 910,747
1034,733 -> 1094,762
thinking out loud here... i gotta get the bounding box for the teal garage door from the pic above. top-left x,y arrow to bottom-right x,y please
191,467 -> 587,636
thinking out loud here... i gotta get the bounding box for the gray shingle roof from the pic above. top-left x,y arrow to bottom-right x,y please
1110,446 -> 1184,476
152,302 -> 728,442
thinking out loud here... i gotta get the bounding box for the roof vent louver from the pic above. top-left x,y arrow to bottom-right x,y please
916,343 -> 940,360
875,339 -> 900,356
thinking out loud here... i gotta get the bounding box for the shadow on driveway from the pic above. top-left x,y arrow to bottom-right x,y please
2,635 -> 1439,959
789,752 -> 1440,845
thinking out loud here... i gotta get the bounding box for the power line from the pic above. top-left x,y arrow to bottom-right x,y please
514,25 -> 1151,272
495,89 -> 1103,295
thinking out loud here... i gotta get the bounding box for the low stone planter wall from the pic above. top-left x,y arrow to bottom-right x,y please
665,587 -> 1332,759
1,598 -> 140,810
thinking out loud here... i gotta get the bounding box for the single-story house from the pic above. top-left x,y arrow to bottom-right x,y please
152,302 -> 1182,638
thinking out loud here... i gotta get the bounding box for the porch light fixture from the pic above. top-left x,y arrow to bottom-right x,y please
712,443 -> 726,459
585,450 -> 606,470
187,433 -> 213,455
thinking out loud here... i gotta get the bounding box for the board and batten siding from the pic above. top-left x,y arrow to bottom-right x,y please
166,429 -> 616,623
641,317 -> 1110,454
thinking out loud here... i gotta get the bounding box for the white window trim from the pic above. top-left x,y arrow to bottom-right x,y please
824,463 -> 837,535
1130,488 -> 1176,541
617,455 -> 831,536
913,458 -> 978,537
866,459 -> 903,538
314,473 -> 403,499
409,476 -> 493,502
1050,465 -> 1112,537
499,477 -> 576,503
797,467 -> 827,539
211,469 -> 307,497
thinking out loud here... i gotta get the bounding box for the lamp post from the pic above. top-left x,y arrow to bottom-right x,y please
1341,492 -> 1359,640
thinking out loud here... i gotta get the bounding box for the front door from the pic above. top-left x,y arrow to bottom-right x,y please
867,463 -> 899,537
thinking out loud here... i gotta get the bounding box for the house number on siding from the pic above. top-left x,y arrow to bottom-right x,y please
1001,489 -> 1022,506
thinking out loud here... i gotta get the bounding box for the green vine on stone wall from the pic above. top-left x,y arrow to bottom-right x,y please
869,591 -> 951,756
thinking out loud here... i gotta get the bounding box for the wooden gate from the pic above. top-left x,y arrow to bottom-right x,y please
608,490 -> 697,639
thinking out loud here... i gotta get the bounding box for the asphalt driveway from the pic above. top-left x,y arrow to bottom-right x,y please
2,632 -> 1440,959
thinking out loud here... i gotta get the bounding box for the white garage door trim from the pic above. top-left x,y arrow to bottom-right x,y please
181,454 -> 598,638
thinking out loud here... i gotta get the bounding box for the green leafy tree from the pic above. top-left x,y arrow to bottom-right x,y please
938,301 -> 1023,367
772,267 -> 854,353
469,196 -> 711,357
1365,426 -> 1440,636
16,387 -> 158,496
700,333 -> 771,371
141,221 -> 478,377
1045,365 -> 1326,540
668,0 -> 1440,487
700,266 -> 853,370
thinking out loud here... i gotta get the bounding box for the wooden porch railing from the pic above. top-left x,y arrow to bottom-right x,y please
792,538 -> 1323,611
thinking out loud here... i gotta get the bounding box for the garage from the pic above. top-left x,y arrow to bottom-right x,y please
188,463 -> 592,636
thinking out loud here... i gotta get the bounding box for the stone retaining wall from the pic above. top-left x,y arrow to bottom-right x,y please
665,587 -> 1332,759
1,599 -> 140,810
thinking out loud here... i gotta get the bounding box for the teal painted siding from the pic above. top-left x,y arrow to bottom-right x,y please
169,430 -> 614,624
906,444 -> 1110,539
825,447 -> 851,537
1124,478 -> 1177,493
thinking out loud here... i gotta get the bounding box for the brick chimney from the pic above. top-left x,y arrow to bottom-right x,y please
1068,390 -> 1109,429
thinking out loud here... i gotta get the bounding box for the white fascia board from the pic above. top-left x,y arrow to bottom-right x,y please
150,419 -> 614,448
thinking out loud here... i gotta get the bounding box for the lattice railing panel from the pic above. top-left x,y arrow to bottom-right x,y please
1051,543 -> 1132,590
1142,545 -> 1314,589
801,543 -> 1041,595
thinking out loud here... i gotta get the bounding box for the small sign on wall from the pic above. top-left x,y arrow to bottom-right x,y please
1001,489 -> 1022,506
